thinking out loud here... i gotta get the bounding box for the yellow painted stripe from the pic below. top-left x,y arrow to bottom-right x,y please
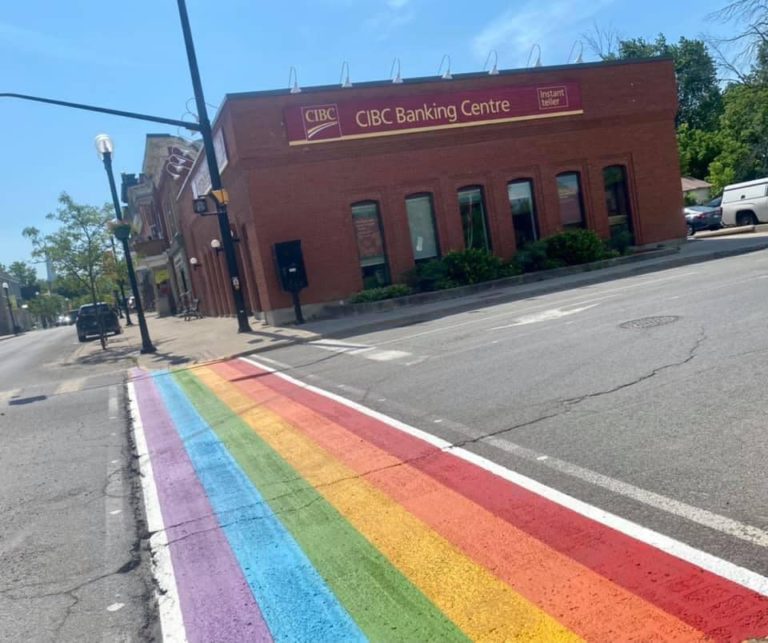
197,367 -> 581,642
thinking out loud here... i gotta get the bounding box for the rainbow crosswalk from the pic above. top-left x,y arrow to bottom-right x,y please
130,358 -> 768,642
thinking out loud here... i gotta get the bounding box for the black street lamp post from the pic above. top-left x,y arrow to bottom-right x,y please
176,0 -> 251,333
2,282 -> 18,335
109,236 -> 132,325
95,134 -> 156,354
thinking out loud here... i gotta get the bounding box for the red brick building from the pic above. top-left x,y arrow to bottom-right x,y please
177,57 -> 683,324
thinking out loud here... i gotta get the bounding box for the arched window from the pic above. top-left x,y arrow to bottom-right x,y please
457,186 -> 491,251
603,165 -> 635,245
556,172 -> 586,229
405,193 -> 440,262
508,179 -> 539,248
351,201 -> 390,288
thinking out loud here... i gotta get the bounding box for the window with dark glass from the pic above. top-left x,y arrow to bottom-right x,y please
351,201 -> 390,288
458,187 -> 491,251
556,172 -> 586,229
603,165 -> 635,245
406,194 -> 440,262
508,180 -> 539,248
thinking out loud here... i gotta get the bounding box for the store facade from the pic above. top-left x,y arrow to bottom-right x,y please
177,57 -> 684,324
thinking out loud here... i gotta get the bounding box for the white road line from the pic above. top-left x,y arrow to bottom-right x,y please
309,339 -> 414,363
241,355 -> 768,597
257,356 -> 294,370
308,339 -> 371,352
484,436 -> 768,549
108,386 -> 118,420
363,349 -> 412,362
489,304 -> 599,330
374,271 -> 704,346
55,377 -> 87,396
127,382 -> 186,642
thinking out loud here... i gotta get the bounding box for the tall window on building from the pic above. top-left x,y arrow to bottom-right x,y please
603,165 -> 635,245
508,179 -> 539,248
405,194 -> 440,262
458,187 -> 491,251
556,172 -> 586,229
351,201 -> 390,288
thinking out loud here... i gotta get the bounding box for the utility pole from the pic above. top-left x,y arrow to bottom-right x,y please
176,0 -> 252,333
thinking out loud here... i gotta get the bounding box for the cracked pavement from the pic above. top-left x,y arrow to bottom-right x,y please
262,251 -> 768,579
0,327 -> 155,642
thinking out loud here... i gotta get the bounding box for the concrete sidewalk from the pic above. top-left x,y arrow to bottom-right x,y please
69,230 -> 768,370
69,314 -> 319,371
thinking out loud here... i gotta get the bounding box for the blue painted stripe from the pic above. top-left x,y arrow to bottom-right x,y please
152,372 -> 365,643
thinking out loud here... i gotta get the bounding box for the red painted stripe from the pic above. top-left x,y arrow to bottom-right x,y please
229,359 -> 768,641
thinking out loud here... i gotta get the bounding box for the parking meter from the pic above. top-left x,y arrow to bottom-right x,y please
274,240 -> 308,323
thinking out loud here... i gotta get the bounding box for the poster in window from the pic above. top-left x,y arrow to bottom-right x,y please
354,216 -> 384,259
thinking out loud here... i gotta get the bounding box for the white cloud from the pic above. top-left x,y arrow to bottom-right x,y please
472,0 -> 615,63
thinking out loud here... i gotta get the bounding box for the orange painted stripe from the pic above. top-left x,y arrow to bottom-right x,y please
212,362 -> 707,641
200,366 -> 578,641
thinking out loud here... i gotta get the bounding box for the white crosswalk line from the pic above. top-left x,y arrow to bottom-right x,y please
309,339 -> 415,363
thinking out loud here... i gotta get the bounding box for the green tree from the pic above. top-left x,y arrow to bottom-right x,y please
27,293 -> 66,328
23,193 -> 113,342
6,261 -> 38,287
677,124 -> 728,179
706,83 -> 768,192
598,34 -> 723,130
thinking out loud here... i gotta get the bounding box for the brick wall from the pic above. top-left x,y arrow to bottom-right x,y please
178,58 -> 683,317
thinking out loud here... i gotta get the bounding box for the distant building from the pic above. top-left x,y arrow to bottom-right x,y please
682,177 -> 712,205
45,256 -> 56,284
121,134 -> 200,316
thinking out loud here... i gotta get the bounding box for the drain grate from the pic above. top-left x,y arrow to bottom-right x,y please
620,315 -> 680,329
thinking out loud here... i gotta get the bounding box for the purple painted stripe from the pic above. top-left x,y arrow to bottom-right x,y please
133,373 -> 272,643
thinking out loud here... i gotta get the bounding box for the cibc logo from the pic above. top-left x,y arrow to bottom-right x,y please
301,104 -> 342,141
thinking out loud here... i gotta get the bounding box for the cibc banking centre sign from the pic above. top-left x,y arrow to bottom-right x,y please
283,82 -> 582,145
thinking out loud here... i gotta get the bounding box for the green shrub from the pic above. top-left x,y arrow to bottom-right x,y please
512,240 -> 552,273
348,284 -> 413,304
544,229 -> 607,265
403,259 -> 450,292
442,249 -> 504,285
499,261 -> 522,278
608,225 -> 633,255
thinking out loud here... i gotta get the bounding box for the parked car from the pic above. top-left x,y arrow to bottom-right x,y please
75,303 -> 121,342
684,196 -> 722,236
720,177 -> 768,226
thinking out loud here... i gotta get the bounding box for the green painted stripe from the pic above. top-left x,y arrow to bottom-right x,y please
174,370 -> 468,643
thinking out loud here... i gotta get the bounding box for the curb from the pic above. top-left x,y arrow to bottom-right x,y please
693,225 -> 755,239
319,247 -> 680,319
308,242 -> 768,339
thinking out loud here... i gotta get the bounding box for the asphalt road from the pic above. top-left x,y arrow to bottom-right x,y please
259,249 -> 768,579
0,326 -> 153,641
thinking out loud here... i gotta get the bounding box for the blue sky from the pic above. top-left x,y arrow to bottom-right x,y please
1,0 -> 730,270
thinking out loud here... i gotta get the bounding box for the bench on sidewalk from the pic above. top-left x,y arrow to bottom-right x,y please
181,297 -> 203,322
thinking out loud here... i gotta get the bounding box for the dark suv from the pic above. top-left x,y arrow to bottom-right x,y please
75,303 -> 121,342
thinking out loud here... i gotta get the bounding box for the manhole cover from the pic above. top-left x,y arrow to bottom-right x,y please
620,316 -> 680,329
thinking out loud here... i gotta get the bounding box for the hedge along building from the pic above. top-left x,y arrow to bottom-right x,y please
177,57 -> 684,324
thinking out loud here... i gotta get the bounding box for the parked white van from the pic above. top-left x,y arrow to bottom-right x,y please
720,177 -> 768,226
